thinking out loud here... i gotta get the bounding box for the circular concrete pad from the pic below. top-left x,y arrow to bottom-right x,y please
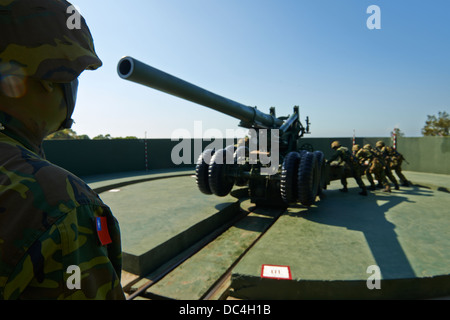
99,174 -> 240,276
231,179 -> 450,299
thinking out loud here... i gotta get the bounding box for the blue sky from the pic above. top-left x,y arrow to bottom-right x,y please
71,0 -> 449,138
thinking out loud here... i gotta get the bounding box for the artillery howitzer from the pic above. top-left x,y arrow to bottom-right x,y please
117,56 -> 328,206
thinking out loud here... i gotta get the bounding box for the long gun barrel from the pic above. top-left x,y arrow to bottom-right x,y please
117,56 -> 283,128
117,56 -> 323,208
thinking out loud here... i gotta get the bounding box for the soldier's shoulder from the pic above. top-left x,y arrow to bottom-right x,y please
0,144 -> 106,297
1,142 -> 102,209
356,149 -> 366,157
338,146 -> 349,153
37,160 -> 102,209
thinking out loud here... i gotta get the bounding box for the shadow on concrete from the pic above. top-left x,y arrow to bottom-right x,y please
290,185 -> 434,280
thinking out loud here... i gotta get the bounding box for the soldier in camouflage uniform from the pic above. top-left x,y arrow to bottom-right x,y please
353,144 -> 376,190
356,144 -> 391,192
0,0 -> 125,299
327,141 -> 367,196
375,141 -> 400,190
384,146 -> 410,187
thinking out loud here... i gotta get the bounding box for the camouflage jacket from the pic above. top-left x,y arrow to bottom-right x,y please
384,147 -> 404,167
328,146 -> 358,167
0,121 -> 125,300
355,148 -> 373,166
375,146 -> 401,167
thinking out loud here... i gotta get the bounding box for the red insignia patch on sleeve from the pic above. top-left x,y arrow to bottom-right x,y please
96,217 -> 112,246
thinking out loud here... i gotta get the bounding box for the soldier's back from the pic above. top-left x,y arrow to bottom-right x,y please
0,135 -> 124,300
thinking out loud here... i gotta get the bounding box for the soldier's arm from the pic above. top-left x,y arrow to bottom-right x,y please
3,205 -> 125,300
327,150 -> 340,163
57,205 -> 125,300
355,150 -> 365,163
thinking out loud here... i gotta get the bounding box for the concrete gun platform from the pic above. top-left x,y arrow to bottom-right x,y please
84,170 -> 450,299
85,169 -> 242,276
230,171 -> 450,299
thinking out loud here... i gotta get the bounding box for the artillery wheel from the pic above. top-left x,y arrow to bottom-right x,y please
225,144 -> 235,154
298,151 -> 320,206
234,146 -> 249,164
209,148 -> 235,197
280,151 -> 301,204
234,146 -> 249,187
195,149 -> 215,195
299,143 -> 314,152
313,150 -> 326,196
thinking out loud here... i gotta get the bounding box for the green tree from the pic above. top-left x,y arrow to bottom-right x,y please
47,131 -> 139,140
45,129 -> 79,140
391,127 -> 405,137
422,111 -> 450,136
113,136 -> 138,140
93,134 -> 112,140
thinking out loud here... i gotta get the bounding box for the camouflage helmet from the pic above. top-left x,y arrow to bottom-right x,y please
363,144 -> 372,150
331,141 -> 341,149
376,141 -> 385,148
0,0 -> 102,83
352,144 -> 360,152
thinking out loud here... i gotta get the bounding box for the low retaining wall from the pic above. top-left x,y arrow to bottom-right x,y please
43,137 -> 450,177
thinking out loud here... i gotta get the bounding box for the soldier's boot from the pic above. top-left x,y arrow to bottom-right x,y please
383,185 -> 391,193
355,176 -> 367,196
402,180 -> 411,187
340,186 -> 348,193
359,187 -> 368,196
388,172 -> 399,190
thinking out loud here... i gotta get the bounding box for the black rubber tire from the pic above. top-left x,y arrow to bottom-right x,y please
298,151 -> 320,206
234,146 -> 249,165
234,146 -> 249,186
209,148 -> 235,197
195,149 -> 215,195
280,151 -> 301,204
299,143 -> 314,152
313,150 -> 325,196
225,144 -> 235,154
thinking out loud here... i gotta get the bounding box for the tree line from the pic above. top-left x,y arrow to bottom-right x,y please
45,129 -> 138,140
421,111 -> 449,137
45,111 -> 449,140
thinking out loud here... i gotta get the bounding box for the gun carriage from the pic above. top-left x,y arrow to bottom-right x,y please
117,56 -> 329,206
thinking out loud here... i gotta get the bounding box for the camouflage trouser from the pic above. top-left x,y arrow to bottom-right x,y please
366,159 -> 390,190
385,165 -> 399,187
371,166 -> 390,188
340,164 -> 366,191
392,165 -> 408,184
360,165 -> 375,186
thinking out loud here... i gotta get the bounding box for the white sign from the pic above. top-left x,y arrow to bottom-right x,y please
261,265 -> 292,280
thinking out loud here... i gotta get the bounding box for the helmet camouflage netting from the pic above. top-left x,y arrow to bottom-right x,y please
0,0 -> 102,83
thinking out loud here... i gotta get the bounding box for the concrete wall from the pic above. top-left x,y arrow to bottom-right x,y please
43,139 -> 144,177
299,137 -> 450,175
43,139 -> 232,177
43,137 -> 450,177
297,137 -> 392,160
395,137 -> 450,175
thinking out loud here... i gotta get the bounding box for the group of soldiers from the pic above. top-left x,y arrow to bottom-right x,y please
328,140 -> 410,196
